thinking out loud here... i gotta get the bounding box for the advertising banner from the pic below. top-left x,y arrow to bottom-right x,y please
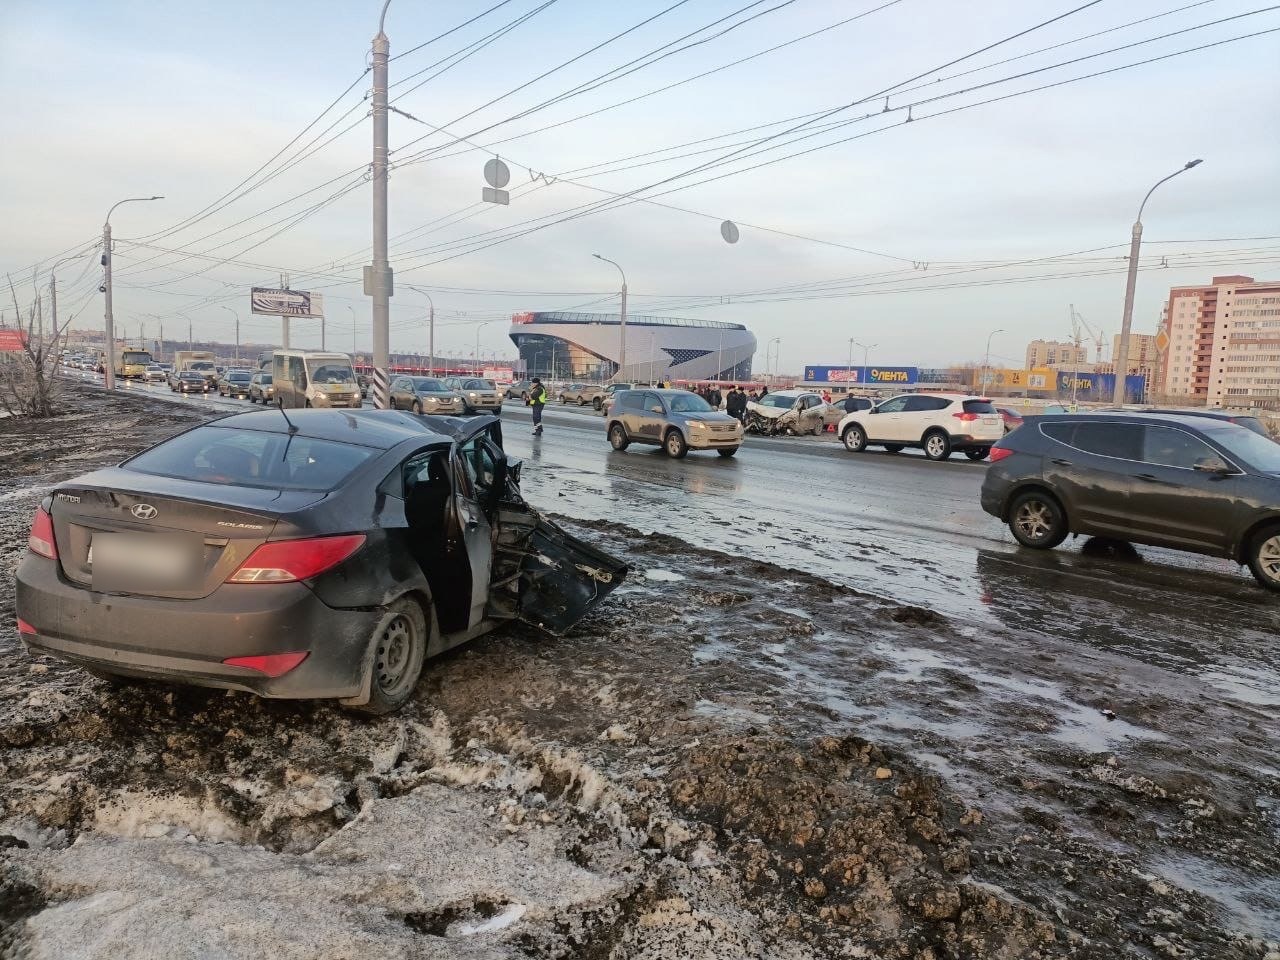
0,330 -> 27,352
250,288 -> 324,317
978,368 -> 1058,391
1055,372 -> 1147,403
803,365 -> 918,386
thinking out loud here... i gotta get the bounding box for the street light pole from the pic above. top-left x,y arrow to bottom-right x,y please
48,252 -> 82,348
592,254 -> 627,380
767,337 -> 781,384
1113,159 -> 1203,405
474,321 -> 490,371
347,305 -> 358,356
846,337 -> 854,389
367,0 -> 393,409
220,306 -> 239,362
982,329 -> 1004,395
103,195 -> 163,389
853,340 -> 877,385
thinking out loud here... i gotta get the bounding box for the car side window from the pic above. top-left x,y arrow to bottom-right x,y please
1047,421 -> 1143,461
643,392 -> 665,414
903,396 -> 940,412
877,397 -> 909,414
1142,425 -> 1217,469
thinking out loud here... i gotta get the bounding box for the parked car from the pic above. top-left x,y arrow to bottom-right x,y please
389,376 -> 465,415
169,371 -> 210,393
593,382 -> 633,412
996,407 -> 1025,434
218,370 -> 253,398
450,378 -> 503,413
606,389 -> 743,458
142,364 -> 168,383
981,412 -> 1280,590
559,383 -> 594,405
15,410 -> 628,714
505,380 -> 534,401
746,390 -> 828,437
248,370 -> 275,404
825,395 -> 874,430
838,393 -> 1003,461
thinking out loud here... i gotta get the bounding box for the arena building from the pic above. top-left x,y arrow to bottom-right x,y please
508,311 -> 756,382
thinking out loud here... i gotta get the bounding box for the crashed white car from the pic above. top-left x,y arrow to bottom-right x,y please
746,390 -> 829,437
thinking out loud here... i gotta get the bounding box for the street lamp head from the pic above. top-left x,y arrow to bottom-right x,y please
1184,159 -> 1203,170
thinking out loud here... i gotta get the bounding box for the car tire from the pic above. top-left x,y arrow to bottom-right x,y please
593,398 -> 603,411
347,597 -> 428,717
664,429 -> 689,459
578,397 -> 587,406
841,424 -> 867,452
560,396 -> 567,404
965,448 -> 988,461
718,446 -> 739,458
412,401 -> 422,414
1246,523 -> 1280,591
923,430 -> 952,461
883,444 -> 904,453
1008,490 -> 1069,550
608,423 -> 629,451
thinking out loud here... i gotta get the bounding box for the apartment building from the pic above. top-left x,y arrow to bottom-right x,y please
1160,275 -> 1280,407
1025,339 -> 1089,370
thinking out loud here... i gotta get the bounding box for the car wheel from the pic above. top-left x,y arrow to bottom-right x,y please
347,598 -> 428,716
1246,524 -> 1280,591
560,396 -> 567,404
593,398 -> 602,411
965,448 -> 988,461
923,430 -> 952,461
1008,490 -> 1068,550
883,444 -> 904,453
718,446 -> 739,458
841,424 -> 867,452
578,397 -> 587,406
412,400 -> 422,414
813,422 -> 825,436
664,429 -> 689,459
608,423 -> 629,451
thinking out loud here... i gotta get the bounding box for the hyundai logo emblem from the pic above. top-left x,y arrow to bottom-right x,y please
131,503 -> 158,520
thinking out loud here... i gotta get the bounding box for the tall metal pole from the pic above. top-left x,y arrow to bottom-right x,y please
102,196 -> 162,390
982,329 -> 1004,395
347,305 -> 357,356
221,306 -> 238,362
1113,159 -> 1203,405
368,1 -> 394,409
846,338 -> 854,389
279,273 -> 291,350
428,298 -> 435,377
474,322 -> 490,371
593,254 -> 627,380
854,340 -> 877,386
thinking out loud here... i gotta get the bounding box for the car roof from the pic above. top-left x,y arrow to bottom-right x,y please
203,408 -> 476,449
766,388 -> 815,397
1028,411 -> 1232,430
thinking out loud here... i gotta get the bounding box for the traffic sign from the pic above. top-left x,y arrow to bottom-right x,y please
1155,328 -> 1170,354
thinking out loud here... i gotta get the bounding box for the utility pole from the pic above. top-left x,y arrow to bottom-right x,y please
846,338 -> 855,389
592,254 -> 627,380
188,316 -> 193,351
1114,159 -> 1203,405
221,306 -> 238,362
279,273 -> 291,350
321,311 -> 326,351
982,329 -> 1004,396
474,322 -> 490,371
366,1 -> 394,409
347,305 -> 357,356
102,196 -> 162,390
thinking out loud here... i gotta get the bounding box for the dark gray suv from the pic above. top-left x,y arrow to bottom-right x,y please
981,412 -> 1280,589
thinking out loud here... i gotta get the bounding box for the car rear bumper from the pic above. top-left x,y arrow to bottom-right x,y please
950,433 -> 1000,448
15,554 -> 379,699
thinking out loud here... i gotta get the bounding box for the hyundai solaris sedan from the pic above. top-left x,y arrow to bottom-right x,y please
981,412 -> 1280,590
16,410 -> 627,714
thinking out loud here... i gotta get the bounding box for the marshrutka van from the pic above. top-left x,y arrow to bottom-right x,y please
272,350 -> 362,409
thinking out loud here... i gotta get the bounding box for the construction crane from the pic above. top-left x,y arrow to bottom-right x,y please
1069,305 -> 1106,364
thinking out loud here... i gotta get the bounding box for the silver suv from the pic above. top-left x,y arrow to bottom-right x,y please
606,389 -> 743,458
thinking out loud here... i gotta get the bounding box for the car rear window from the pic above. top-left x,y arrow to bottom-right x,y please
125,426 -> 375,491
963,400 -> 997,414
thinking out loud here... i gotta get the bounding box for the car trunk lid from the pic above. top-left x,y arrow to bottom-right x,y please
49,467 -> 324,600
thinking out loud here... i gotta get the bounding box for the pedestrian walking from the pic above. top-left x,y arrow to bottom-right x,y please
529,377 -> 547,436
726,385 -> 747,423
710,384 -> 723,409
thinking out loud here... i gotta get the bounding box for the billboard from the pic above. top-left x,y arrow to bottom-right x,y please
1056,372 -> 1147,403
978,368 -> 1058,391
804,365 -> 918,386
251,288 -> 324,317
0,330 -> 28,352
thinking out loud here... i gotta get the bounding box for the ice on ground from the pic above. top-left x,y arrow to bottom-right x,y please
643,568 -> 686,582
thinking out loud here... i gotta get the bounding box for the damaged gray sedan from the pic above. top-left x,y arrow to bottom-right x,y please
15,409 -> 627,715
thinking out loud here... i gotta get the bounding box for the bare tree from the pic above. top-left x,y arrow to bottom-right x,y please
1,273 -> 69,418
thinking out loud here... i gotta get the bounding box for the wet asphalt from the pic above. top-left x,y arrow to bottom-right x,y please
77,372 -> 1279,710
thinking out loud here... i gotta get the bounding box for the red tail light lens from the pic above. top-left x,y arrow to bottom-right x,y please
16,618 -> 36,636
952,412 -> 979,422
222,652 -> 309,677
988,447 -> 1014,463
227,534 -> 366,584
28,507 -> 57,559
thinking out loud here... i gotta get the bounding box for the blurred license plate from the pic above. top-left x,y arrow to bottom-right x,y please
981,415 -> 1001,425
90,534 -> 200,591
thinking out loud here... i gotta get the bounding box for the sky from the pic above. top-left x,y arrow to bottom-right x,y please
2,0 -> 1278,373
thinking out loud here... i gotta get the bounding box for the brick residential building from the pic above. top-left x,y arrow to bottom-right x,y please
1159,275 -> 1280,407
1025,339 -> 1089,370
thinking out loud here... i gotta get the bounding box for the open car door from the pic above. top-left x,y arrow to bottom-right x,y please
435,414 -> 629,636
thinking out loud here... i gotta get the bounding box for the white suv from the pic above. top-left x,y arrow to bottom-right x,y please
837,393 -> 1004,461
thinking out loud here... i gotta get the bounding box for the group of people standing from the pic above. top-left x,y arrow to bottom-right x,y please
692,383 -> 763,424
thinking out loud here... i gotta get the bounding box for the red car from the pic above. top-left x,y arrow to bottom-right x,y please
996,407 -> 1024,433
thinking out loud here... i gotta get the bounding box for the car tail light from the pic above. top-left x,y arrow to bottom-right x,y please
227,534 -> 366,584
952,412 -> 979,422
988,447 -> 1014,463
28,507 -> 57,559
222,651 -> 309,677
16,618 -> 36,636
